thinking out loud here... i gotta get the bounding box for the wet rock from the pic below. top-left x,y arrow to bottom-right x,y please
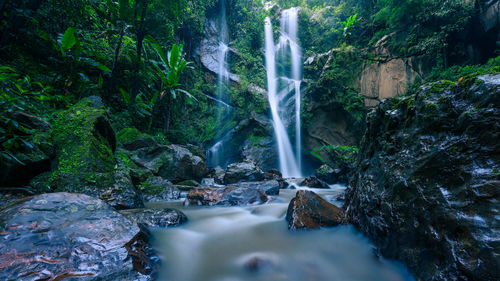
209,166 -> 226,184
244,256 -> 274,273
223,161 -> 265,184
195,17 -> 239,82
315,164 -> 344,184
120,208 -> 187,228
176,179 -> 199,186
238,180 -> 280,195
186,187 -> 268,206
139,176 -> 180,203
300,176 -> 330,189
117,128 -> 157,151
206,115 -> 275,169
302,100 -> 363,167
124,223 -> 161,279
345,74 -> 500,281
201,178 -> 217,186
0,192 -> 153,280
132,144 -> 208,183
286,190 -> 344,230
241,136 -> 277,171
264,168 -> 283,180
0,111 -> 54,187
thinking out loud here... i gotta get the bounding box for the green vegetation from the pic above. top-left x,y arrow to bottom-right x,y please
0,0 -> 498,173
311,145 -> 359,165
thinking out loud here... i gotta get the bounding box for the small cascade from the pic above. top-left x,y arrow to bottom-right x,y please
208,0 -> 231,168
264,8 -> 303,178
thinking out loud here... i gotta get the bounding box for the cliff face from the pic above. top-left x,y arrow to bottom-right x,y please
346,74 -> 500,280
359,36 -> 424,107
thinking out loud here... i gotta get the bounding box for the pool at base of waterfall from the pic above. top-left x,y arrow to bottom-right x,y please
148,185 -> 415,281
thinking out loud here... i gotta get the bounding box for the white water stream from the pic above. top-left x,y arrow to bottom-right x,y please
150,185 -> 414,281
265,8 -> 303,178
208,0 -> 231,168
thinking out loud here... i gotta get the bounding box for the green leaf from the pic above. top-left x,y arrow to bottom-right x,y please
61,27 -> 78,50
146,35 -> 167,65
119,88 -> 131,104
98,74 -> 104,88
176,89 -> 198,101
6,151 -> 24,165
167,71 -> 177,86
169,44 -> 180,69
96,62 -> 112,72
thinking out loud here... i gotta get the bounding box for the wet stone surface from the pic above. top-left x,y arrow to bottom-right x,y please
0,192 -> 153,281
286,190 -> 344,230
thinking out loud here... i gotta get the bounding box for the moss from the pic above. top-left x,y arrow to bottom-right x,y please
116,128 -> 142,145
176,180 -> 199,186
50,99 -> 115,190
429,80 -> 455,94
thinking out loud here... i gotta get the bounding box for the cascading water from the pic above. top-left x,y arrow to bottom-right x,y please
265,8 -> 303,178
208,0 -> 231,168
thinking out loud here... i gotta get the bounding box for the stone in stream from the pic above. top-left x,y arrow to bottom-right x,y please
223,161 -> 265,184
299,176 -> 330,189
244,256 -> 274,273
286,190 -> 344,230
0,192 -> 156,281
120,208 -> 188,228
345,74 -> 500,281
186,186 -> 269,206
238,180 -> 280,195
139,176 -> 180,203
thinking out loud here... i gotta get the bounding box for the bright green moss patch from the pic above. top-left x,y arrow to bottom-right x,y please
116,128 -> 142,145
429,80 -> 455,94
50,98 -> 116,190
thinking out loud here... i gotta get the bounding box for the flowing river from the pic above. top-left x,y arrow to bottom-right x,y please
148,185 -> 415,281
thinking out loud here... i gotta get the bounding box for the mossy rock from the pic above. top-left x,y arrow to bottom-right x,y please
47,97 -> 142,209
50,97 -> 116,191
116,128 -> 170,151
176,179 -> 199,186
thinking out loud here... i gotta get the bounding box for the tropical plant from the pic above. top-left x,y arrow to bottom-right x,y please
341,13 -> 358,41
147,38 -> 195,132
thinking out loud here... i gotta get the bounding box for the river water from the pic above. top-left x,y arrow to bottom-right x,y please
149,185 -> 414,281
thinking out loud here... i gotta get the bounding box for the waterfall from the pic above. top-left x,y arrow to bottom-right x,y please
264,7 -> 303,178
208,0 -> 231,168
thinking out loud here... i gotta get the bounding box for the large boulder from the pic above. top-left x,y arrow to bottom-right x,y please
48,98 -> 142,209
0,111 -> 54,187
0,193 -> 155,280
223,161 -> 265,184
286,190 -> 344,230
186,186 -> 268,206
345,74 -> 500,281
131,144 -> 208,183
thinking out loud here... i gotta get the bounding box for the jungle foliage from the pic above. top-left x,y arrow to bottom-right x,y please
0,0 -> 498,163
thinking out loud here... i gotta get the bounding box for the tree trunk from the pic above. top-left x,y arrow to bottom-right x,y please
108,25 -> 125,102
164,94 -> 173,134
131,0 -> 148,104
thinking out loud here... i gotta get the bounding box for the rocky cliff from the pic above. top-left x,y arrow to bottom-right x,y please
346,73 -> 500,280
